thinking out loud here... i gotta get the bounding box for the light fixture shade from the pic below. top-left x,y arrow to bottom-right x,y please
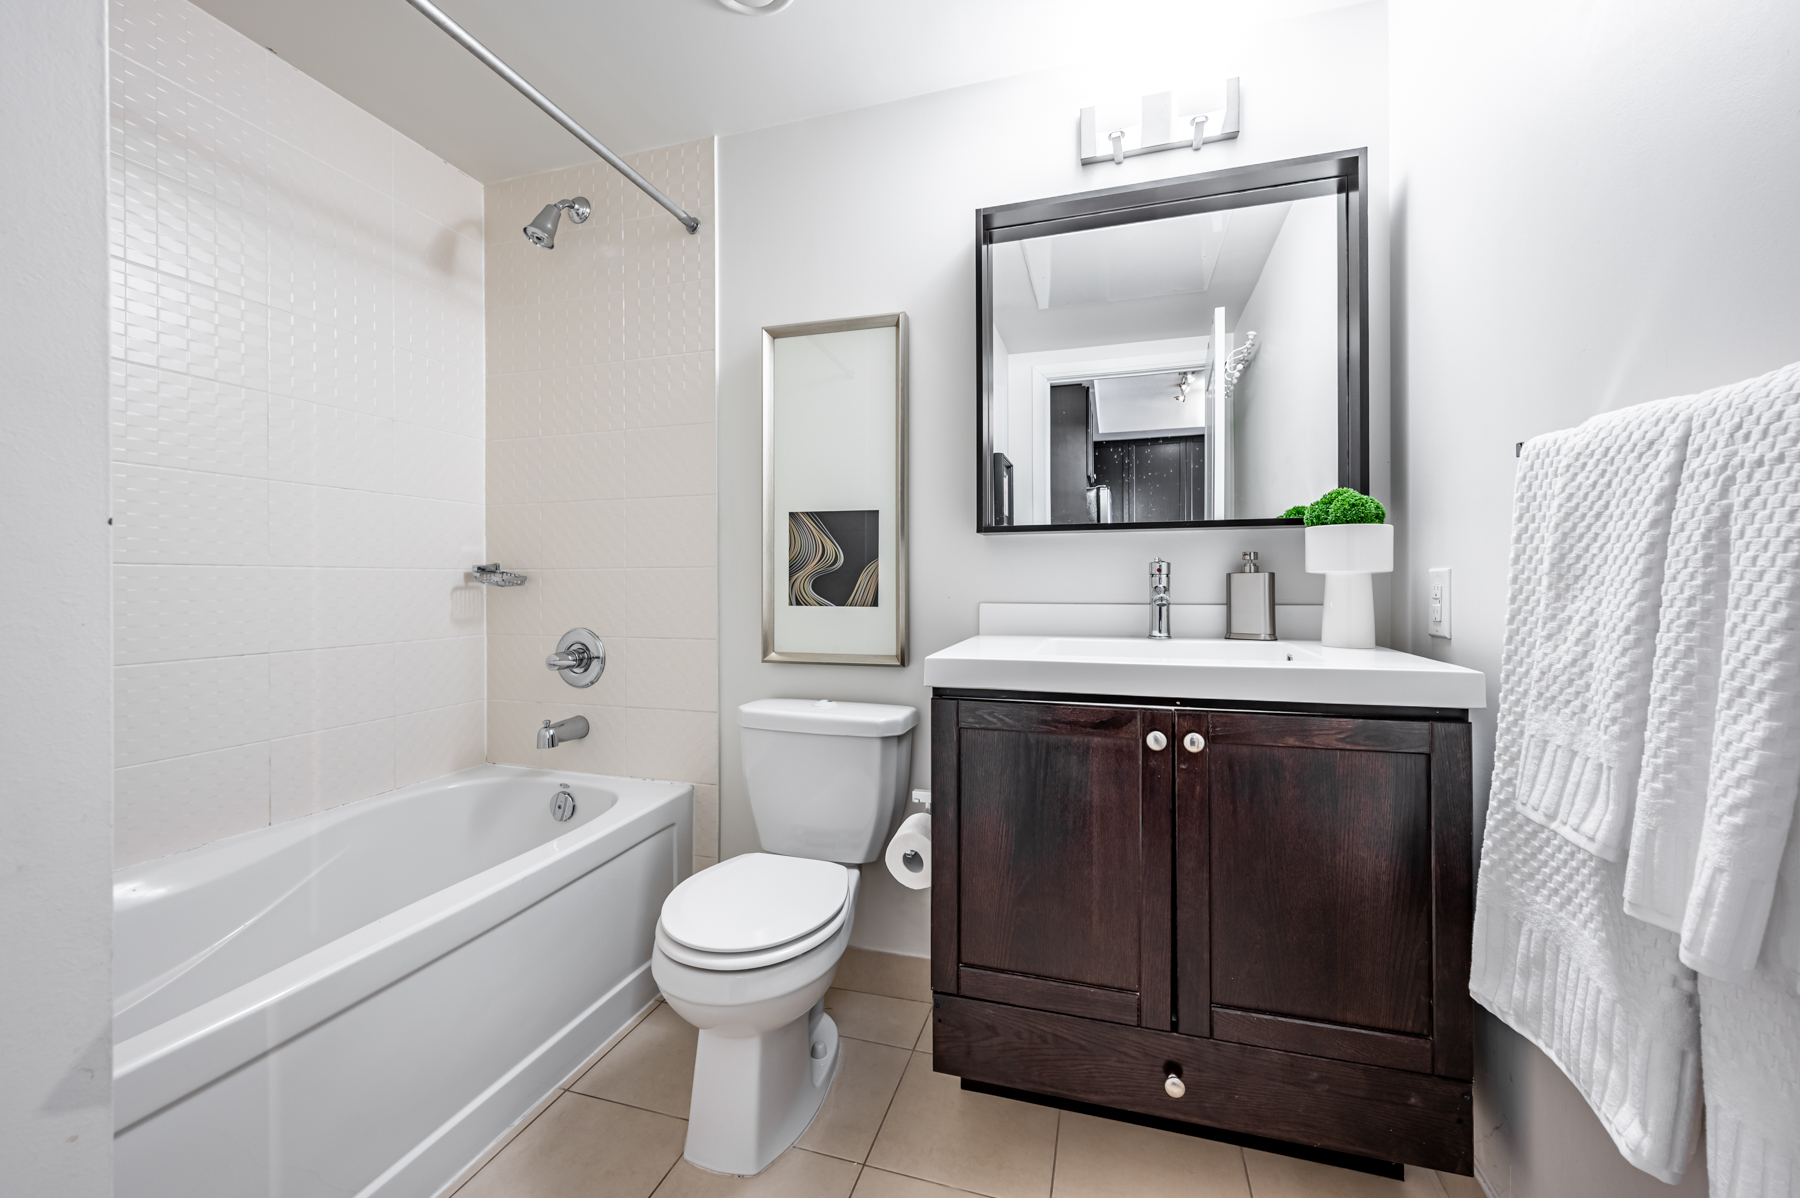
524,203 -> 562,249
714,0 -> 794,13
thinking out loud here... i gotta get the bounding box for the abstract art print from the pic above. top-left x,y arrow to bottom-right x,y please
789,511 -> 879,607
762,313 -> 907,665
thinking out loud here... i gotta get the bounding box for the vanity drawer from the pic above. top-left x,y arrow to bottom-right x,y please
932,994 -> 1473,1175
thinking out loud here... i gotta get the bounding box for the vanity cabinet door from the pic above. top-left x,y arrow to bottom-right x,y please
1178,713 -> 1471,1076
933,699 -> 1172,1029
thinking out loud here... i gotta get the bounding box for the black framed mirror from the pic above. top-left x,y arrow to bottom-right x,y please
976,148 -> 1368,532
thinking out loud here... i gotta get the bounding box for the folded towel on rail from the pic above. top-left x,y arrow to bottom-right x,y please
1697,817 -> 1800,1198
1509,395 -> 1695,860
1625,361 -> 1800,983
1471,427 -> 1701,1184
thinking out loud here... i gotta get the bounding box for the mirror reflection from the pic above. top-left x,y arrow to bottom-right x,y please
988,193 -> 1340,526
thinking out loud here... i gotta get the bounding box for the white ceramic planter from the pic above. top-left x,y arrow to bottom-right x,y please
1304,523 -> 1394,649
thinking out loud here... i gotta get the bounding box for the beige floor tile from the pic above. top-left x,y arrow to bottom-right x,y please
457,1093 -> 685,1198
572,1002 -> 699,1118
834,948 -> 932,1002
445,1000 -> 666,1196
443,1080 -> 567,1196
853,1169 -> 989,1198
914,1017 -> 931,1054
651,1148 -> 860,1197
1242,1151 -> 1449,1198
824,987 -> 931,1049
866,1052 -> 1058,1198
798,1036 -> 912,1162
1434,1173 -> 1482,1198
1050,1111 -> 1250,1197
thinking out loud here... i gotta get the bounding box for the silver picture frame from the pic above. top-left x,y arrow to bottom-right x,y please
761,312 -> 909,665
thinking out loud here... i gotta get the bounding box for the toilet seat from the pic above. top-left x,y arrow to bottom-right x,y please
655,903 -> 849,971
657,853 -> 850,971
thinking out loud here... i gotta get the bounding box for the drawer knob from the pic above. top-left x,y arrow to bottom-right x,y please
1164,1073 -> 1186,1098
1183,732 -> 1205,753
1146,731 -> 1168,752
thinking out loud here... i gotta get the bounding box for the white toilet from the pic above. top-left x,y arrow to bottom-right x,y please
651,698 -> 918,1176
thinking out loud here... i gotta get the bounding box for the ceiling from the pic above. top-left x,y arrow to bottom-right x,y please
192,0 -> 1367,183
992,200 -> 1296,354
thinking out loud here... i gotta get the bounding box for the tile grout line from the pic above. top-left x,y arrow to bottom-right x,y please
646,1147 -> 684,1197
442,998 -> 660,1196
1048,1109 -> 1062,1198
853,1032 -> 919,1175
442,1079 -> 565,1198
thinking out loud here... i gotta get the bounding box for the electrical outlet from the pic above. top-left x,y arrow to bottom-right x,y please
1427,568 -> 1452,639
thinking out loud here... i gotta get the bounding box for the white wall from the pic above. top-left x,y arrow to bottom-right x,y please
1389,0 -> 1800,1193
109,0 -> 488,867
719,2 -> 1389,955
482,142 -> 722,871
0,0 -> 114,1190
1234,197 -> 1340,517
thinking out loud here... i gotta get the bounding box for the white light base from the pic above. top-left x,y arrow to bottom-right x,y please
683,1005 -> 839,1176
1320,573 -> 1378,649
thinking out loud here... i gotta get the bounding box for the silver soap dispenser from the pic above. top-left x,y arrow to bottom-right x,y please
1226,552 -> 1277,641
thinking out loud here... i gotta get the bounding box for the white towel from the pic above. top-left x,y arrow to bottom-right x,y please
1512,397 -> 1695,860
1698,814 -> 1800,1198
1625,362 -> 1800,981
1471,429 -> 1701,1183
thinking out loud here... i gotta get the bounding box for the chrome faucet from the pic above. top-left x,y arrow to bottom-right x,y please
538,715 -> 590,749
1149,558 -> 1172,639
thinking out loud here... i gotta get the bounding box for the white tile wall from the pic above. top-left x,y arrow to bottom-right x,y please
110,0 -> 486,868
485,141 -> 719,863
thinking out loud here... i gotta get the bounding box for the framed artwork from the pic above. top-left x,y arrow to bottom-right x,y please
761,313 -> 909,665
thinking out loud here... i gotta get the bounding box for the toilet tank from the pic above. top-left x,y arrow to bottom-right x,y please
737,700 -> 919,863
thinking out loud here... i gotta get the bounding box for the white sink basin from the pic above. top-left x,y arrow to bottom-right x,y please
1032,637 -> 1323,664
923,635 -> 1485,710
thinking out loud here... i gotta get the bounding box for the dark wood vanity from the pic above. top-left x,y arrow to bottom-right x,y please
928,691 -> 1475,1174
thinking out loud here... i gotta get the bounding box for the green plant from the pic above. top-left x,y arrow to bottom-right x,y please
1301,487 -> 1386,527
1279,504 -> 1307,520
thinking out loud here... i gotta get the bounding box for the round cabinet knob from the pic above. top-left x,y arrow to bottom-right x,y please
1146,731 -> 1168,752
1183,732 -> 1205,753
1164,1073 -> 1186,1098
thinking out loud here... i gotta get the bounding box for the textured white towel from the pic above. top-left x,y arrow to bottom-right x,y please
1698,815 -> 1800,1198
1625,362 -> 1800,981
1513,397 -> 1694,860
1471,429 -> 1701,1183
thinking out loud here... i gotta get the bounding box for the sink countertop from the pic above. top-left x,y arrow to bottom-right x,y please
922,635 -> 1487,711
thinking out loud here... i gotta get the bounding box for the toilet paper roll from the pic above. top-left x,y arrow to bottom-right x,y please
884,812 -> 931,890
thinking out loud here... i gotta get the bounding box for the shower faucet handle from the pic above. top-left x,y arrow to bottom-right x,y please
546,628 -> 605,688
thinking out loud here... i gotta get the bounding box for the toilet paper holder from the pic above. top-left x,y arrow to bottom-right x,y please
886,793 -> 933,890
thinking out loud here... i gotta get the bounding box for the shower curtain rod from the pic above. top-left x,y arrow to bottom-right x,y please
401,0 -> 701,234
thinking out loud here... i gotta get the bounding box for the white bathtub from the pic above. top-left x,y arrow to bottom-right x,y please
113,764 -> 691,1198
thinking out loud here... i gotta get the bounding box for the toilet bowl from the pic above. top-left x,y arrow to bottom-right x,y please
652,698 -> 918,1176
651,854 -> 861,1175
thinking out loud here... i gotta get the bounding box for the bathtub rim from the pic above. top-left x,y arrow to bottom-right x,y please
114,765 -> 692,1131
114,764 -> 628,906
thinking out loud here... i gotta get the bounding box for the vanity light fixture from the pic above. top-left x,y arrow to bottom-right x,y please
1221,333 -> 1260,405
1079,78 -> 1240,166
714,0 -> 794,13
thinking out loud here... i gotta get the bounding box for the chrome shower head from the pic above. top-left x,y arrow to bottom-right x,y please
523,196 -> 591,249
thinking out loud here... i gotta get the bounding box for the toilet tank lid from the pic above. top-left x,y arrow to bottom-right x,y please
737,699 -> 919,737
